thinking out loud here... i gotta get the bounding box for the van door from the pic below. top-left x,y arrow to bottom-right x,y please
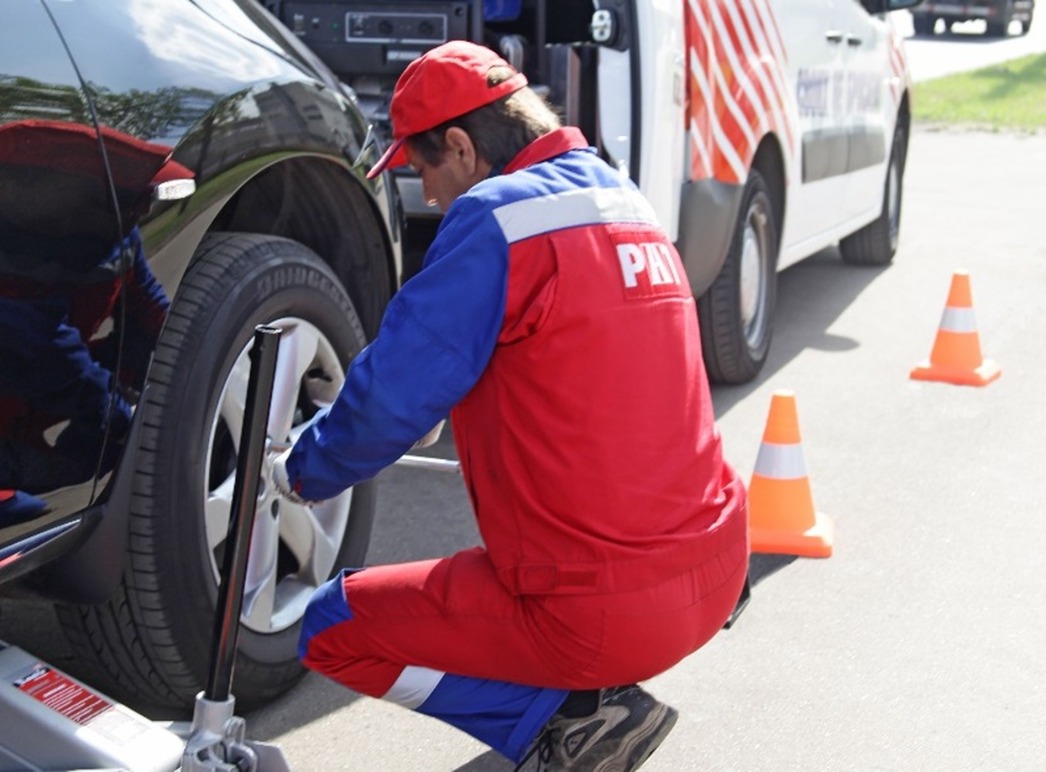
836,0 -> 898,226
773,0 -> 853,256
587,1 -> 686,242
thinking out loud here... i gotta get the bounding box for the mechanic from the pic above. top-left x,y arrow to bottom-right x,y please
273,40 -> 749,771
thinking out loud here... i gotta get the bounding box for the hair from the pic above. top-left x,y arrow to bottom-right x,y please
406,65 -> 562,170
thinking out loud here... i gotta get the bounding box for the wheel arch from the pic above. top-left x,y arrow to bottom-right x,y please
750,133 -> 786,256
676,129 -> 786,299
37,155 -> 398,604
206,156 -> 399,341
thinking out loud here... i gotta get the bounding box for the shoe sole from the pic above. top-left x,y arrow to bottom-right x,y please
592,702 -> 679,772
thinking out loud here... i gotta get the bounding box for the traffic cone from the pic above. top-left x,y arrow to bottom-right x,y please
910,270 -> 1001,387
747,390 -> 833,558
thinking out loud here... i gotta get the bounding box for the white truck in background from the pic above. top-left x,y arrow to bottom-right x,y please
263,0 -> 924,383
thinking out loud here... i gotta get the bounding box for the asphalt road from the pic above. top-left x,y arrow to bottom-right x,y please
240,125 -> 1046,770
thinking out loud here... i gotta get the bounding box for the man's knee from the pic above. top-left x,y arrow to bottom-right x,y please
298,570 -> 354,664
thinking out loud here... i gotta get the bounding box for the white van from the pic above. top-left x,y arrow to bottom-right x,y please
268,0 -> 923,382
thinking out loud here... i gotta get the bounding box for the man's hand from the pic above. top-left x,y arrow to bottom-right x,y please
271,448 -> 317,506
411,419 -> 446,449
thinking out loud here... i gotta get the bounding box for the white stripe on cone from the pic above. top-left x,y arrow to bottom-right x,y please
752,441 -> 808,480
938,305 -> 978,334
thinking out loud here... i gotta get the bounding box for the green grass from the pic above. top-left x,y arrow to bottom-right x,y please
913,53 -> 1046,132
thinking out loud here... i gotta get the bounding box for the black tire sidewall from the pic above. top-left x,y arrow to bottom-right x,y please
133,233 -> 370,705
698,170 -> 778,384
887,123 -> 906,253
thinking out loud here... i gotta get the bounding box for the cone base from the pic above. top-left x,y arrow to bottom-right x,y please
750,510 -> 834,558
910,357 -> 1001,387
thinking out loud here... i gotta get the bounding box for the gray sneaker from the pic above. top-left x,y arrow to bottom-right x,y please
519,685 -> 679,771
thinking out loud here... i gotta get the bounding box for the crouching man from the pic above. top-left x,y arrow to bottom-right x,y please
274,40 -> 748,771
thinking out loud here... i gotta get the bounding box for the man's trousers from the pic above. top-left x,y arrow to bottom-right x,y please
299,541 -> 747,762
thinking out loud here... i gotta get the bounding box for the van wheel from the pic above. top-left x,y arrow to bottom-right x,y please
840,121 -> 907,267
55,232 -> 375,714
698,169 -> 778,385
913,15 -> 936,35
986,2 -> 1013,35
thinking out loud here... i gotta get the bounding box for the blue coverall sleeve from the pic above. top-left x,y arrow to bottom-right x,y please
286,195 -> 508,500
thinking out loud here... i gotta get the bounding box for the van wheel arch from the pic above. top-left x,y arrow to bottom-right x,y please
697,139 -> 785,385
698,167 -> 780,385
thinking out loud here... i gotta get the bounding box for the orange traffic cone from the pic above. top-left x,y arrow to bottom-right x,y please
747,390 -> 833,558
910,270 -> 1000,387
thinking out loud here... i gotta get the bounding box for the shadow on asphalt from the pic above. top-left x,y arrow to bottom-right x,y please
453,749 -> 515,771
248,671 -> 365,742
748,553 -> 797,587
711,248 -> 889,419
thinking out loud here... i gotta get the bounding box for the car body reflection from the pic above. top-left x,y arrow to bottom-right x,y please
1,120 -> 192,532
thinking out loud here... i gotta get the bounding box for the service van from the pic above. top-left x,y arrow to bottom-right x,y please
266,0 -> 923,383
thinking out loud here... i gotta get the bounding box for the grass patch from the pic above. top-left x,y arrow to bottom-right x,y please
913,53 -> 1046,132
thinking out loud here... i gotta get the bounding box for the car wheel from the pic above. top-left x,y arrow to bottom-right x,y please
698,169 -> 778,385
55,232 -> 375,714
840,120 -> 907,267
986,2 -> 1013,35
913,15 -> 936,35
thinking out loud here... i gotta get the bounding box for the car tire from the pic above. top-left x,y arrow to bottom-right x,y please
1019,9 -> 1033,34
986,1 -> 1013,35
913,15 -> 936,35
698,169 -> 779,385
55,232 -> 375,714
840,120 -> 907,267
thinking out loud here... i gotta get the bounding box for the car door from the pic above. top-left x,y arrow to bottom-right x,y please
0,0 -> 124,552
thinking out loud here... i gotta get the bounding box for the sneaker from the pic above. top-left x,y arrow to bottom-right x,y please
519,685 -> 679,771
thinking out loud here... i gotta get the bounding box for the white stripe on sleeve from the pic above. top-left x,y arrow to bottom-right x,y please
493,185 -> 660,243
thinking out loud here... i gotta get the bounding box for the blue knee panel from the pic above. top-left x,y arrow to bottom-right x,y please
299,569 -> 354,660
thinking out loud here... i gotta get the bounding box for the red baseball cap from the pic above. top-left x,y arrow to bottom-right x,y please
366,40 -> 528,180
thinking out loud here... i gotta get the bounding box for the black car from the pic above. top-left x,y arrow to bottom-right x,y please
1,0 -> 401,713
912,0 -> 1034,36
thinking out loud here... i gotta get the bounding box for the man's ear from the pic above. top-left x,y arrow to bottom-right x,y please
443,126 -> 481,175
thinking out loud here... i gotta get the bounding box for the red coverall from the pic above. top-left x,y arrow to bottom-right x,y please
290,128 -> 749,762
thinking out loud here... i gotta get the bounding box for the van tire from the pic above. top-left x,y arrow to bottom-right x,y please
840,121 -> 907,267
55,233 -> 375,714
986,2 -> 1013,35
913,15 -> 936,35
698,169 -> 779,385
1019,9 -> 1033,33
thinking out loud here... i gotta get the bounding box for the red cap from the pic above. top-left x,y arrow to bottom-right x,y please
366,41 -> 527,180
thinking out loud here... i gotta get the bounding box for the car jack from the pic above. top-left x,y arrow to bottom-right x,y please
178,324 -> 291,771
0,326 -> 291,771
